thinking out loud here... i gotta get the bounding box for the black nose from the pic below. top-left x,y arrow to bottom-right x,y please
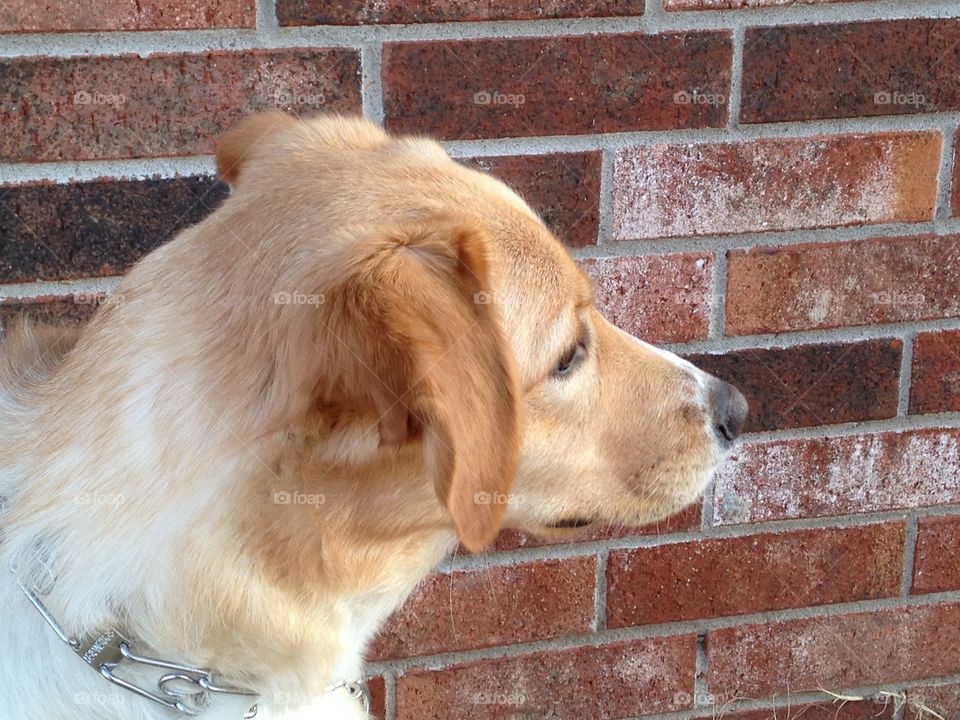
708,379 -> 749,447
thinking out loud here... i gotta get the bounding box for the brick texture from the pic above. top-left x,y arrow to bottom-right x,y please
0,177 -> 227,282
277,0 -> 644,25
741,19 -> 960,124
607,524 -> 904,627
0,50 -> 361,163
613,133 -> 939,240
369,558 -> 596,660
726,235 -> 960,335
667,0 -> 856,7
0,0 -> 255,32
909,330 -> 960,415
907,683 -> 960,719
579,253 -> 713,344
912,515 -> 960,595
701,704 -> 894,720
382,33 -> 731,140
462,152 -> 600,247
713,428 -> 960,525
396,636 -> 697,719
707,603 -> 960,698
953,130 -> 960,218
0,295 -> 99,330
687,339 -> 902,433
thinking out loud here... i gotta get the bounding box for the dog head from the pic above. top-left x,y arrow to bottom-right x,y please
213,111 -> 747,551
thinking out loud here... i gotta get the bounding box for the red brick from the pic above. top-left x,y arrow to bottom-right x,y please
0,295 -> 99,330
726,235 -> 960,335
396,636 -> 696,719
0,177 -> 227,282
278,0 -> 643,24
0,50 -> 361,163
913,516 -> 960,595
366,676 -> 386,720
0,0 -> 254,32
493,505 -> 701,551
687,340 -> 902,433
707,603 -> 960,699
370,558 -> 595,660
613,133 -> 939,240
382,32 -> 731,140
462,153 -> 600,248
713,429 -> 960,525
953,130 -> 960,218
607,524 -> 904,627
741,19 -> 960,124
907,683 -> 960,719
910,330 -> 960,415
667,0 -> 856,7
701,704 -> 894,720
579,253 -> 713,344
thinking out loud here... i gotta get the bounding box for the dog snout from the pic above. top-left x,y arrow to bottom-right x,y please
707,378 -> 748,447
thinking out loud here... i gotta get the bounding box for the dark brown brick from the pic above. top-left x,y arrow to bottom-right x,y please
0,295 -> 99,330
613,133 -> 939,240
579,253 -> 713,344
741,19 -> 960,124
713,429 -> 960,525
687,340 -> 902,432
910,330 -> 960,415
0,49 -> 361,162
0,177 -> 227,282
461,152 -> 600,248
0,0 -> 255,32
726,235 -> 960,335
366,676 -> 386,720
607,524 -> 904,627
278,0 -> 643,25
369,558 -> 595,660
913,515 -> 960,595
396,636 -> 696,719
707,603 -> 960,698
383,32 -> 731,140
953,130 -> 960,218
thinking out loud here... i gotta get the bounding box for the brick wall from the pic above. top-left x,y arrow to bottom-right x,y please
2,2 -> 960,719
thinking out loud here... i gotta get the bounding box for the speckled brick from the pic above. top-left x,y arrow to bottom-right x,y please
461,153 -> 600,247
666,0 -> 856,7
700,704 -> 894,720
725,235 -> 960,335
707,603 -> 960,698
953,130 -> 960,217
713,429 -> 960,525
607,524 -> 904,627
0,177 -> 227,282
613,133 -> 939,240
365,676 -> 386,720
0,0 -> 254,32
741,19 -> 960,124
493,505 -> 700,551
369,557 -> 595,660
578,253 -> 713,344
912,516 -> 960,595
0,295 -> 99,331
382,33 -> 731,140
687,340 -> 902,432
278,0 -> 643,24
907,683 -> 960,719
395,637 -> 696,719
0,49 -> 361,162
910,330 -> 960,415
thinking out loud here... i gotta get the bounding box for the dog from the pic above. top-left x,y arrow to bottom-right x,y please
0,112 -> 747,720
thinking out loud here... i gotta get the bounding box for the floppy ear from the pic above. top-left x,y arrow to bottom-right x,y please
324,214 -> 522,551
216,110 -> 298,185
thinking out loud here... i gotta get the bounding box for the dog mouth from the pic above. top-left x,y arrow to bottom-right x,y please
548,518 -> 594,529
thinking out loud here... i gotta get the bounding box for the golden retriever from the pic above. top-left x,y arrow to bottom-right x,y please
0,112 -> 747,720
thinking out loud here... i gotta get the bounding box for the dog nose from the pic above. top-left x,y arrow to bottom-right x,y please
708,378 -> 749,447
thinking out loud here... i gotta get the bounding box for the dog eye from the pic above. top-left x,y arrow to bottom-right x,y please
554,342 -> 587,378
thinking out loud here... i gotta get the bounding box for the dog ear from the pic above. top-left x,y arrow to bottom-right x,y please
216,111 -> 298,185
323,214 -> 522,551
